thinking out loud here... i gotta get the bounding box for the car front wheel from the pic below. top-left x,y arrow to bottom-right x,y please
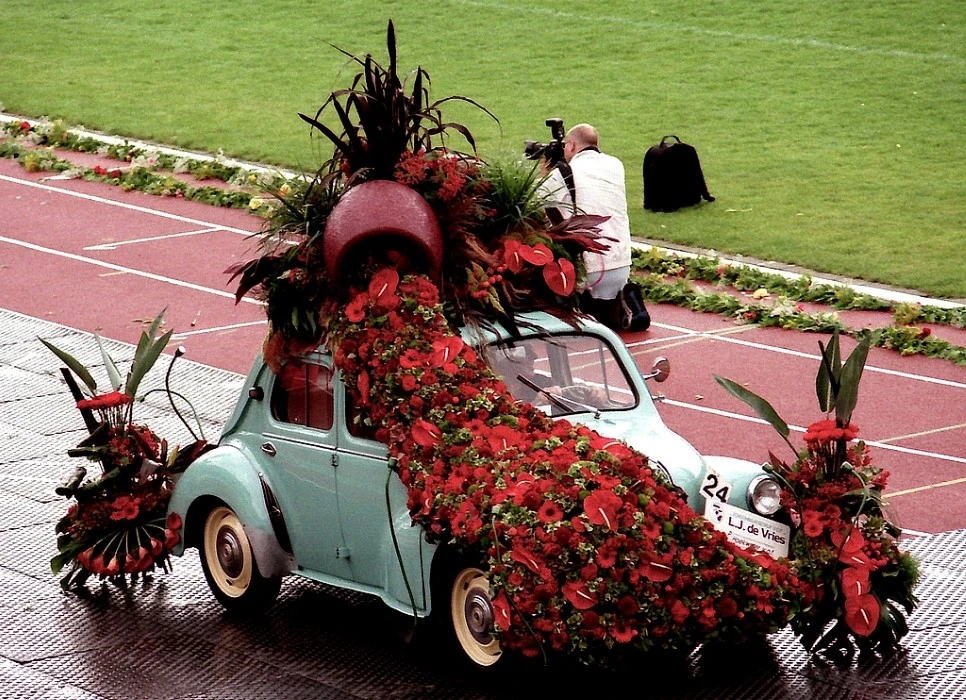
199,505 -> 281,613
448,565 -> 503,669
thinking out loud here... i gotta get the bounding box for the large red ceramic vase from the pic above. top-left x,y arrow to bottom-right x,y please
323,179 -> 443,283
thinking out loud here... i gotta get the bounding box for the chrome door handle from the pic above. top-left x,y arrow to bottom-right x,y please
261,442 -> 277,457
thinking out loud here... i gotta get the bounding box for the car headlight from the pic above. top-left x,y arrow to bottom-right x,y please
748,474 -> 782,516
648,458 -> 674,487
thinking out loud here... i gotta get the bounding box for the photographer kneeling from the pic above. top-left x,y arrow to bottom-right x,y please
538,123 -> 634,328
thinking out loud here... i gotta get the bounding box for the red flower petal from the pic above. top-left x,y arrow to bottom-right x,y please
368,268 -> 399,302
640,551 -> 675,582
518,243 -> 554,266
412,419 -> 442,447
166,511 -> 183,530
562,580 -> 598,610
844,593 -> 880,636
502,239 -> 525,274
431,336 -> 465,368
542,258 -> 576,296
841,566 -> 870,598
583,489 -> 623,531
831,527 -> 865,554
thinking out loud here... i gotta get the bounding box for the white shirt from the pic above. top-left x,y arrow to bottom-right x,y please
541,149 -> 632,283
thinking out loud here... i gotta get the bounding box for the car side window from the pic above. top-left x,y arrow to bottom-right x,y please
271,360 -> 333,431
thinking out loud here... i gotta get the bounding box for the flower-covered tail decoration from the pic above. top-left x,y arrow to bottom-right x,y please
42,311 -> 211,589
715,332 -> 920,655
323,269 -> 799,664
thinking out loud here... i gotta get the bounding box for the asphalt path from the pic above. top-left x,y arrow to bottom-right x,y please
1,157 -> 964,536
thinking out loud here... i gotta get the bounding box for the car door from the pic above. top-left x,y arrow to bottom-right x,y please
332,380 -> 418,589
259,357 -> 352,580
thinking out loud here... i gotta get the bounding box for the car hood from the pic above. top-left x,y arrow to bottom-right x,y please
575,410 -> 706,498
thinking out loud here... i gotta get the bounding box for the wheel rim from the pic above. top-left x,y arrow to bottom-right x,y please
450,567 -> 501,667
203,506 -> 253,598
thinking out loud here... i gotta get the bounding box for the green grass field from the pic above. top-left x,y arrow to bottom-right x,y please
1,1 -> 963,298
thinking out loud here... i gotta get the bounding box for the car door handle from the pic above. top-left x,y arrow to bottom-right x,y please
261,442 -> 277,457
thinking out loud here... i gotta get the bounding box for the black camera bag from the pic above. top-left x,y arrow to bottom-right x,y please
642,135 -> 715,212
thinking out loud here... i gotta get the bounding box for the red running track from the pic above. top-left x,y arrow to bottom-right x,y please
2,158 -> 964,535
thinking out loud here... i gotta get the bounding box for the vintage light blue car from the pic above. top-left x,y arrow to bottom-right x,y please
167,310 -> 788,668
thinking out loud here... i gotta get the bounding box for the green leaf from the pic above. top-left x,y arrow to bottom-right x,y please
124,330 -> 173,398
95,335 -> 123,391
714,375 -> 790,439
39,338 -> 97,394
835,335 -> 870,424
815,331 -> 842,413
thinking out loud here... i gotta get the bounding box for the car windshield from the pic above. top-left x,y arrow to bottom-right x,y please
484,334 -> 637,416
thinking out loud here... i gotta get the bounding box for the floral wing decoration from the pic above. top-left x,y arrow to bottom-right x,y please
715,330 -> 920,656
41,310 -> 212,590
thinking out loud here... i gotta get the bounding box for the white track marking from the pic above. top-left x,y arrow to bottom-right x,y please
661,398 -> 966,466
83,227 -> 221,251
0,235 -> 264,306
627,321 -> 966,390
456,1 -> 966,66
172,320 -> 267,338
0,173 -> 257,235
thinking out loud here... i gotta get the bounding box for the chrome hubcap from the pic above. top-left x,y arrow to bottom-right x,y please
216,525 -> 244,578
463,586 -> 494,644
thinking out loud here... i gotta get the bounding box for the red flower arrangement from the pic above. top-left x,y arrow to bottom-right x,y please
716,333 -> 920,655
323,268 -> 805,664
42,311 -> 211,589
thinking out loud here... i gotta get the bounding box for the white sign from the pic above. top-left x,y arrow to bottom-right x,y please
704,499 -> 790,559
699,469 -> 732,504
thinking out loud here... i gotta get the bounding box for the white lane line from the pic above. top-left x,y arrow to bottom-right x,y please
172,320 -> 267,338
0,173 -> 258,236
0,235 -> 264,306
632,321 -> 966,390
661,398 -> 966,466
455,1 -> 966,66
83,227 -> 222,251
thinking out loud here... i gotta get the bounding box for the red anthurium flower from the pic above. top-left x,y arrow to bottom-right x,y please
839,549 -> 874,569
431,336 -> 464,368
488,424 -> 522,454
542,258 -> 576,296
831,527 -> 865,554
510,545 -> 548,578
583,489 -> 623,531
841,566 -> 871,598
518,242 -> 554,266
492,590 -> 512,631
368,268 -> 399,306
844,593 -> 880,636
167,512 -> 183,530
640,551 -> 675,583
502,239 -> 525,273
412,419 -> 443,447
562,580 -> 598,610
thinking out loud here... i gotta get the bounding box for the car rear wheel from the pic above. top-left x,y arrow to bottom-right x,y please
199,505 -> 281,613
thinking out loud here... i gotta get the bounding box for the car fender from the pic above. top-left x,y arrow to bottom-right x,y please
167,442 -> 294,578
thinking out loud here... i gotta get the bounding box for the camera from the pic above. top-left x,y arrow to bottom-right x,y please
524,118 -> 566,167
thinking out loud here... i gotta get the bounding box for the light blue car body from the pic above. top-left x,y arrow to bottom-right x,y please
167,311 -> 777,618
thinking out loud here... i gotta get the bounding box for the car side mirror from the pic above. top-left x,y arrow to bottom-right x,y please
643,356 -> 670,383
